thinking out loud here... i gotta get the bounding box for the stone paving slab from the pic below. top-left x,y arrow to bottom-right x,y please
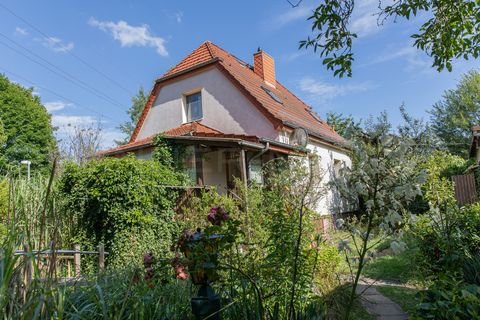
356,284 -> 408,320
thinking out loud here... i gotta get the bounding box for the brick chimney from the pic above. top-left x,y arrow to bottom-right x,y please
253,50 -> 276,87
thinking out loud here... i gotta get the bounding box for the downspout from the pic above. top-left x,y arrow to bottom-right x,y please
247,142 -> 270,174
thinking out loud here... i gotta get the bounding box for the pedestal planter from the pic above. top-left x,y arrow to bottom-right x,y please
191,284 -> 221,320
183,233 -> 223,319
173,206 -> 232,320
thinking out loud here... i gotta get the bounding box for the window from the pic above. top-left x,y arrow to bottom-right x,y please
185,92 -> 202,122
333,159 -> 343,177
279,131 -> 290,144
249,158 -> 263,184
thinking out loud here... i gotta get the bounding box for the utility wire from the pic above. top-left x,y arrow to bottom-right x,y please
0,65 -> 118,122
0,32 -> 128,110
0,2 -> 134,95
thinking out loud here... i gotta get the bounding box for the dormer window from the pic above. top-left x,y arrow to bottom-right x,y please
185,92 -> 202,122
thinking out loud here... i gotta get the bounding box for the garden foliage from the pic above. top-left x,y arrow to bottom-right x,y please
58,155 -> 185,268
409,150 -> 480,319
333,115 -> 425,318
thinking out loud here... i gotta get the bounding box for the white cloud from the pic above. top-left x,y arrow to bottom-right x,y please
52,115 -> 121,149
283,50 -> 308,62
366,43 -> 433,74
41,37 -> 74,53
101,129 -> 125,148
44,101 -> 72,113
351,12 -> 380,37
88,17 -> 168,56
52,115 -> 98,129
299,77 -> 372,100
14,27 -> 28,36
273,5 -> 314,28
372,45 -> 416,64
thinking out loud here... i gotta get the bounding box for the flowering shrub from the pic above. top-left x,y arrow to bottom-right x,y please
207,206 -> 229,225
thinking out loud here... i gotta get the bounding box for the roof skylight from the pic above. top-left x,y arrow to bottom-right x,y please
261,85 -> 283,104
308,110 -> 324,124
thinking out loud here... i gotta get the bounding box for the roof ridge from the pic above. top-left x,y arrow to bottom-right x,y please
204,41 -> 216,58
206,42 -> 252,69
193,121 -> 223,133
162,43 -> 214,77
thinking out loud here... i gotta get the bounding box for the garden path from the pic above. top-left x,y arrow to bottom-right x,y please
356,281 -> 408,320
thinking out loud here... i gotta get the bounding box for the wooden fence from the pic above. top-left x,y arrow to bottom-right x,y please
452,173 -> 478,206
14,244 -> 108,287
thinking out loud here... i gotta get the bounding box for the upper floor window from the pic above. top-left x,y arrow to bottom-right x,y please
186,92 -> 202,122
279,131 -> 290,144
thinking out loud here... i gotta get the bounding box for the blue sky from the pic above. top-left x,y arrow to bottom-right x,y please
0,0 -> 478,148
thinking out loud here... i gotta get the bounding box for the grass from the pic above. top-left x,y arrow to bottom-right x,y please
376,286 -> 421,316
362,248 -> 420,285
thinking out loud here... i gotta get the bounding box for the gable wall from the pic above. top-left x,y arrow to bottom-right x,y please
136,67 -> 277,140
307,141 -> 352,216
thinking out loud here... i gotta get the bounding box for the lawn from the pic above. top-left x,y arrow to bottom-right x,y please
362,246 -> 420,285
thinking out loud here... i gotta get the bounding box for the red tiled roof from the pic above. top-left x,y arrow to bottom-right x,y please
98,136 -> 155,156
129,41 -> 345,148
164,121 -> 221,136
101,122 -> 235,156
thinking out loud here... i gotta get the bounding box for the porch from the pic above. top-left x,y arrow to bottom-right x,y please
167,135 -> 304,194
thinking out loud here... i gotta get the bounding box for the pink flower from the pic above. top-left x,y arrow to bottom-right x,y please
207,206 -> 230,225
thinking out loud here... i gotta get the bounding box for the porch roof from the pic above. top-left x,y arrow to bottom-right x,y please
99,122 -> 306,157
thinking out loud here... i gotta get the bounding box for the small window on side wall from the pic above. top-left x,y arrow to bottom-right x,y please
185,92 -> 202,122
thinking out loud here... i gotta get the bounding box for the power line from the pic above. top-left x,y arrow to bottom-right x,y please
0,32 -> 128,110
0,2 -> 134,95
0,65 -> 118,123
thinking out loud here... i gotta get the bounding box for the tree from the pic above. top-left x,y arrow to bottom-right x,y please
429,70 -> 480,158
297,0 -> 480,77
333,115 -> 425,319
116,87 -> 148,145
326,112 -> 361,138
60,124 -> 103,164
0,74 -> 56,175
398,104 -> 441,157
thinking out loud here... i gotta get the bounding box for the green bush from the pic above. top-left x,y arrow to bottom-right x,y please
313,242 -> 341,294
58,155 -> 185,268
409,151 -> 471,214
411,203 -> 480,278
415,278 -> 480,320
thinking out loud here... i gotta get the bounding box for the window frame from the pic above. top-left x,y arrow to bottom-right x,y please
183,90 -> 203,123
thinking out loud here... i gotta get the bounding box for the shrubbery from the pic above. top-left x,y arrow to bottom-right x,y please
407,151 -> 480,319
58,155 -> 185,268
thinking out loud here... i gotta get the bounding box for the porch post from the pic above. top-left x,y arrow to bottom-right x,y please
195,146 -> 204,186
239,148 -> 248,188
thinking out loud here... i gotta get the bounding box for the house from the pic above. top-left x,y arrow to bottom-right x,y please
100,41 -> 351,222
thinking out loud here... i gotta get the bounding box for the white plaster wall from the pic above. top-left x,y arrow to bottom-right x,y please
137,67 -> 277,140
202,150 -> 227,194
307,142 -> 352,216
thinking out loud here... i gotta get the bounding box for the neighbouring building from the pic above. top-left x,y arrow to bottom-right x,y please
100,41 -> 352,223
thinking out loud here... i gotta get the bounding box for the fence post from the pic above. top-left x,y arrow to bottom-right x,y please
98,244 -> 105,272
23,243 -> 32,301
74,244 -> 81,277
